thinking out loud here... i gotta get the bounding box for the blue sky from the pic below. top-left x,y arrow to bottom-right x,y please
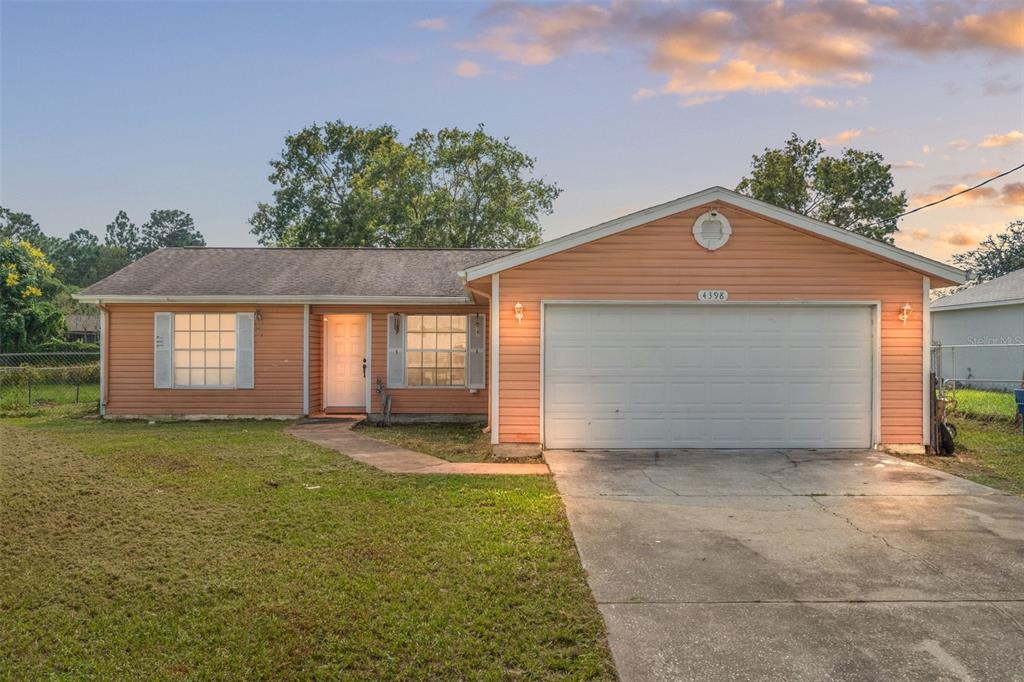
2,1 -> 1022,262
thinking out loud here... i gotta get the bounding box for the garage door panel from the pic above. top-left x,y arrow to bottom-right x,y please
544,304 -> 873,449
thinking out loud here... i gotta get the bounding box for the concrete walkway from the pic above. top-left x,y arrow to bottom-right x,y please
287,421 -> 549,475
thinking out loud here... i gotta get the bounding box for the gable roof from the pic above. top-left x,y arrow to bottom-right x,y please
460,186 -> 965,286
74,247 -> 515,303
932,268 -> 1024,311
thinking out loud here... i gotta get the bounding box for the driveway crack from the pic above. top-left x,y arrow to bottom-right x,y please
640,467 -> 680,496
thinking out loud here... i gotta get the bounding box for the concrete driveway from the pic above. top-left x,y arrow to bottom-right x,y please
546,449 -> 1024,681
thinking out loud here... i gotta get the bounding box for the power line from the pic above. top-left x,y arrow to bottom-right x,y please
870,162 -> 1024,229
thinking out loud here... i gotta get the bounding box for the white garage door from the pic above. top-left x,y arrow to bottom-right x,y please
543,304 -> 873,449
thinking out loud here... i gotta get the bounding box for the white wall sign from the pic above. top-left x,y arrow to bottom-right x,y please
697,289 -> 729,302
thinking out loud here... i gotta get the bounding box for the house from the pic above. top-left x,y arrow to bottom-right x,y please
65,313 -> 101,344
932,268 -> 1024,390
74,186 -> 965,454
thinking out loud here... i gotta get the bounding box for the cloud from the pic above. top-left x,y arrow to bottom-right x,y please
454,59 -> 483,78
679,93 -> 726,107
922,145 -> 931,154
631,87 -> 657,101
979,130 -> 1024,148
416,17 -> 448,31
911,182 -> 1024,209
910,228 -> 930,241
457,1 -> 1024,104
892,160 -> 925,170
1001,182 -> 1024,206
820,128 -> 862,146
947,138 -> 971,150
801,96 -> 838,110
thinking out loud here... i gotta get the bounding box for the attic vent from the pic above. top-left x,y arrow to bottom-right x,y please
692,210 -> 732,251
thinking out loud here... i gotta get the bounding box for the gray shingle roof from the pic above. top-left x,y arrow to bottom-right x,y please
77,247 -> 516,299
932,268 -> 1024,309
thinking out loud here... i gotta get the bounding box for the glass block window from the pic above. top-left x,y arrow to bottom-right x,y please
406,315 -> 468,386
172,313 -> 237,387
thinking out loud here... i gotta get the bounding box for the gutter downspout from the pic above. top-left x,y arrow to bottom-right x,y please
97,302 -> 109,417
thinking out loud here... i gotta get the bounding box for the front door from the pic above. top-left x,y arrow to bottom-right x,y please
325,314 -> 367,409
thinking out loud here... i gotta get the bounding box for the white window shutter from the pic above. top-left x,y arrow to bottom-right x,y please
236,313 -> 255,389
154,312 -> 173,388
467,313 -> 486,389
387,313 -> 406,387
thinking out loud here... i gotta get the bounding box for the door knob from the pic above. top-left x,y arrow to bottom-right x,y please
362,358 -> 367,377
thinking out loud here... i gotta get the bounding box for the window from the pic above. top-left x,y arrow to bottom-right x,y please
406,315 -> 468,386
173,313 -> 237,387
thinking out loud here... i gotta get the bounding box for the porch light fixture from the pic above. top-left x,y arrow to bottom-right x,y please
514,301 -> 524,324
898,303 -> 912,325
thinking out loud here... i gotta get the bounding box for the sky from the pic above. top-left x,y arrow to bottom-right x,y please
2,0 -> 1022,264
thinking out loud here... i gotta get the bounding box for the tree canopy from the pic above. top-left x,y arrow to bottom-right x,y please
0,238 -> 65,351
736,133 -> 906,243
952,220 -> 1024,284
250,122 -> 560,248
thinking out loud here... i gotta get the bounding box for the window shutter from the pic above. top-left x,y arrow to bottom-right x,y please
154,312 -> 173,388
387,313 -> 406,387
467,313 -> 486,389
236,313 -> 255,389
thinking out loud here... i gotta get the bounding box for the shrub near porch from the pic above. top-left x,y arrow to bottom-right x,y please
0,417 -> 614,680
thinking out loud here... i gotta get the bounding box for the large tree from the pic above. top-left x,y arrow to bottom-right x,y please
104,210 -> 143,259
736,133 -> 906,243
140,209 -> 205,251
250,122 -> 560,248
952,220 -> 1024,284
0,238 -> 65,351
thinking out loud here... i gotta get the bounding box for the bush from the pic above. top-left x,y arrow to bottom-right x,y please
31,339 -> 100,353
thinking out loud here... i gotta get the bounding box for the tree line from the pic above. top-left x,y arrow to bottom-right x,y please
0,208 -> 204,351
2,124 -> 1019,352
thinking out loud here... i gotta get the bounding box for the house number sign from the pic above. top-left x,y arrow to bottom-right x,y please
697,289 -> 729,302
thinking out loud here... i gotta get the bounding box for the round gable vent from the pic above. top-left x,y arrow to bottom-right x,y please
692,210 -> 732,251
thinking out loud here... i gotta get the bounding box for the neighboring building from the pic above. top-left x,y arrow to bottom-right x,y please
932,268 -> 1024,391
65,314 -> 101,343
75,186 -> 964,453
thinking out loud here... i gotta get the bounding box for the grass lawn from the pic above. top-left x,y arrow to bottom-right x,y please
897,389 -> 1023,496
356,421 -> 502,463
0,382 -> 99,417
0,416 -> 614,680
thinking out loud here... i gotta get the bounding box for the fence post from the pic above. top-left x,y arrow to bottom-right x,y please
76,383 -> 80,403
27,377 -> 32,405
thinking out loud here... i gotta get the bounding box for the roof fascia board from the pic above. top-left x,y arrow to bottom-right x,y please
72,294 -> 474,305
931,297 -> 1024,312
463,186 -> 965,285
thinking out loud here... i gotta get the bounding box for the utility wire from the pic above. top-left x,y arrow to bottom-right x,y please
868,161 -> 1024,230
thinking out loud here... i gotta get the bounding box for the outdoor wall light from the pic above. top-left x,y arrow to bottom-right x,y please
898,303 -> 912,325
514,301 -> 524,324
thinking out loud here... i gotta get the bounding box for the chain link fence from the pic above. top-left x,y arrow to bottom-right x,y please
0,352 -> 100,416
933,343 -> 1024,455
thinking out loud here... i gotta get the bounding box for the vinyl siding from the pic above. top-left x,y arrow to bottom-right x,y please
311,305 -> 488,416
104,304 -> 304,416
483,201 -> 928,446
308,312 -> 323,415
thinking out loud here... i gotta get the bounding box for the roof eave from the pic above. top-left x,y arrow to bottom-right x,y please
931,297 -> 1024,312
463,186 -> 966,285
71,294 -> 475,305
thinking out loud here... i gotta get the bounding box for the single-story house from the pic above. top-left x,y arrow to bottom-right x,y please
932,268 -> 1024,390
65,313 -> 101,344
75,186 -> 965,454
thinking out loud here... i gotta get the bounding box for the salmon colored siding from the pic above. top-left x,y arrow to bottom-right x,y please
310,305 -> 488,416
104,304 -> 304,416
486,202 -> 927,446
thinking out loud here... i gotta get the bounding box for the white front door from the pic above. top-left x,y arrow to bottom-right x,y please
325,314 -> 367,409
543,304 -> 874,449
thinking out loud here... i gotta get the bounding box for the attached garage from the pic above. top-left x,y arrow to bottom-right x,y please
543,303 -> 874,449
462,186 -> 965,454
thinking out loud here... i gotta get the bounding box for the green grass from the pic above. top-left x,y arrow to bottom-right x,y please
0,381 -> 99,417
947,388 -> 1018,421
356,421 -> 500,463
0,416 -> 614,680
